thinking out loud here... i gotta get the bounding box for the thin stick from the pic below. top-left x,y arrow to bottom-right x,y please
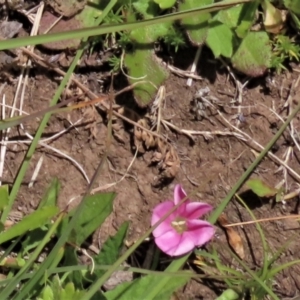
0,94 -> 7,184
167,64 -> 202,80
218,110 -> 300,183
186,46 -> 202,87
28,155 -> 44,188
224,214 -> 300,227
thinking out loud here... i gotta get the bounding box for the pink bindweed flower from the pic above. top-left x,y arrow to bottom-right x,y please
151,184 -> 215,256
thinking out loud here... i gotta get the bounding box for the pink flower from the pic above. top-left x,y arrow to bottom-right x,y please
151,184 -> 215,256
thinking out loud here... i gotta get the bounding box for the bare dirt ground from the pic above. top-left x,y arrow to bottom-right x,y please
2,18 -> 300,300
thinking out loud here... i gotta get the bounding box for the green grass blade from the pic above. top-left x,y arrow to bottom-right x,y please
143,255 -> 188,300
267,232 -> 298,268
0,265 -> 197,287
228,249 -> 279,299
268,260 -> 300,279
208,100 -> 300,224
0,58 -> 82,223
144,95 -> 300,298
0,213 -> 63,299
0,1 -> 118,297
235,195 -> 269,280
0,206 -> 58,244
0,0 -> 250,50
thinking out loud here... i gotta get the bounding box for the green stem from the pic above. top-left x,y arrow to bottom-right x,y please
145,100 -> 300,299
208,100 -> 300,223
3,214 -> 63,300
0,1 -> 117,298
0,0 -> 251,50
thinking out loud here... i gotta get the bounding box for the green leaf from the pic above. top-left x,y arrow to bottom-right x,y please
40,0 -> 103,49
41,285 -> 54,300
231,31 -> 271,77
75,0 -> 104,27
63,246 -> 84,289
216,288 -> 240,300
179,0 -> 213,45
154,0 -> 176,9
133,0 -> 160,19
124,49 -> 169,106
206,21 -> 233,57
105,273 -> 189,300
284,0 -> 300,15
40,277 -> 87,300
129,22 -> 171,44
21,227 -> 48,254
51,275 -> 62,299
246,178 -> 278,198
69,192 -> 115,245
0,206 -> 59,244
93,222 -> 128,278
0,185 -> 9,211
141,255 -> 189,299
213,5 -> 244,28
0,0 -> 254,51
38,178 -> 60,209
61,282 -> 75,300
235,1 -> 259,38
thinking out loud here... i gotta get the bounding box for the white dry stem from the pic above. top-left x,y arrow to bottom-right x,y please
186,46 -> 202,87
0,94 -> 7,184
0,5 -> 44,185
218,110 -> 300,183
261,78 -> 300,190
259,103 -> 300,153
43,15 -> 63,34
219,58 -> 249,126
0,103 -> 83,144
28,155 -> 44,188
80,248 -> 95,274
21,129 -> 90,183
20,2 -> 43,23
0,71 -> 25,183
7,4 -> 87,184
275,146 -> 292,191
166,64 -> 202,80
0,84 -> 7,183
0,107 -> 89,182
151,86 -> 165,133
18,49 -> 164,144
90,148 -> 138,194
19,4 -> 45,115
162,119 -> 246,142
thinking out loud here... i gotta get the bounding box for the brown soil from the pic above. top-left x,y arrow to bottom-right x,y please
1,16 -> 300,300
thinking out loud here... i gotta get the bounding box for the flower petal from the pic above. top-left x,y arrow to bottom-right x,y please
185,220 -> 215,246
183,202 -> 213,219
154,231 -> 194,256
169,234 -> 195,256
151,201 -> 175,237
151,201 -> 175,223
174,184 -> 187,205
173,185 -> 191,216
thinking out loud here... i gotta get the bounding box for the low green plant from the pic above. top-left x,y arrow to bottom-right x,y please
271,35 -> 300,72
108,55 -> 122,72
195,195 -> 298,299
0,1 -> 300,299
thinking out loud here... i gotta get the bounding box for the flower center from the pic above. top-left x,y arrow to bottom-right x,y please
171,217 -> 187,234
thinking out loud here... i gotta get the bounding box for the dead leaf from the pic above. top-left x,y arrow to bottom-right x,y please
218,213 -> 245,259
132,116 -> 180,185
